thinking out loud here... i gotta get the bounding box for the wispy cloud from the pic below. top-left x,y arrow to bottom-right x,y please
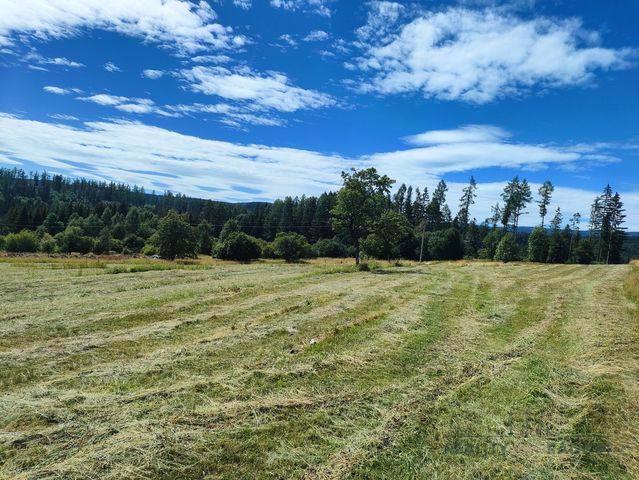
104,61 -> 121,72
270,0 -> 333,17
0,115 -> 635,226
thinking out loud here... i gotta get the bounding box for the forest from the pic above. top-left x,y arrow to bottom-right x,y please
0,167 -> 633,264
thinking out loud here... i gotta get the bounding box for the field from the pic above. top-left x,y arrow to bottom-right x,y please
1,257 -> 638,479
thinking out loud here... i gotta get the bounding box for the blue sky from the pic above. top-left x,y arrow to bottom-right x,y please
0,0 -> 637,228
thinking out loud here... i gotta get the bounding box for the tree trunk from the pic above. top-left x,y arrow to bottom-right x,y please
354,237 -> 360,265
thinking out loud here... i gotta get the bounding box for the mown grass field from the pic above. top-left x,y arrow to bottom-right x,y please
1,256 -> 638,479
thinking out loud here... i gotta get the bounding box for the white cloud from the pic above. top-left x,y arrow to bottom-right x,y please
0,0 -> 246,53
191,54 -> 230,63
104,61 -> 121,72
48,113 -> 79,121
303,30 -> 329,42
270,0 -> 333,16
356,1 -> 405,43
43,86 -> 71,95
404,125 -> 510,145
79,94 -> 130,106
0,115 -> 636,227
26,53 -> 84,68
355,8 -> 634,103
142,69 -> 165,79
180,66 -> 335,112
367,125 -> 623,181
233,0 -> 252,9
0,114 -> 345,202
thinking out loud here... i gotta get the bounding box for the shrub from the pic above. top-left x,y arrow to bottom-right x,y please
314,238 -> 348,258
0,235 -> 5,251
94,228 -> 112,254
123,234 -> 145,253
57,227 -> 94,254
5,230 -> 40,252
427,228 -> 464,260
273,232 -> 313,262
494,233 -> 518,263
39,233 -> 58,253
259,240 -> 276,259
527,227 -> 548,263
214,231 -> 261,261
479,229 -> 503,260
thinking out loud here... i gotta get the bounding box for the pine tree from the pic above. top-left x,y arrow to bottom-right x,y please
457,176 -> 477,234
537,180 -> 554,227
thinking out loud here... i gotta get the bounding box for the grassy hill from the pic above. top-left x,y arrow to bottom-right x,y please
0,257 -> 638,478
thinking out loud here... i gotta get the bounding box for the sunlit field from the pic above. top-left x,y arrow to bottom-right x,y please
1,256 -> 638,479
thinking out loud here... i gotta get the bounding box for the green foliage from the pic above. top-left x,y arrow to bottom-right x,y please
273,232 -> 313,262
494,232 -> 518,263
314,238 -> 348,258
94,228 -> 112,255
331,168 -> 394,264
156,210 -> 196,260
427,228 -> 464,260
0,235 -> 5,251
39,233 -> 57,253
527,227 -> 548,263
219,218 -> 240,241
259,240 -> 276,259
214,231 -> 261,261
197,220 -> 213,255
479,229 -> 503,260
574,238 -> 594,265
123,234 -> 145,253
57,227 -> 94,254
5,230 -> 40,252
546,231 -> 569,264
363,209 -> 411,260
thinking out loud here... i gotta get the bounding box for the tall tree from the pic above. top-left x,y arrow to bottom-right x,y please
457,176 -> 477,234
331,168 -> 395,264
501,177 -> 532,235
537,180 -> 554,228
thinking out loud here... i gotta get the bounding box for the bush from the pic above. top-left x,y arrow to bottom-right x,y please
527,227 -> 548,263
214,231 -> 261,261
39,233 -> 58,253
259,240 -> 276,259
57,227 -> 94,254
314,238 -> 348,258
494,233 -> 518,263
0,235 -> 4,251
5,230 -> 40,252
142,242 -> 159,256
427,228 -> 464,260
123,234 -> 145,253
94,228 -> 112,255
479,229 -> 503,260
273,232 -> 313,262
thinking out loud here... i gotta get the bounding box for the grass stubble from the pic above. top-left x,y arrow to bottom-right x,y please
0,256 -> 637,479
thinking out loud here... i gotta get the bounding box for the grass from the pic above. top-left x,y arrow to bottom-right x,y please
0,257 -> 638,479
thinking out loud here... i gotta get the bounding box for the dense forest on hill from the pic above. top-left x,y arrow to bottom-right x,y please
0,167 -> 634,263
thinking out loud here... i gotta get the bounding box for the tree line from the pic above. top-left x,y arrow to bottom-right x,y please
0,167 -> 630,264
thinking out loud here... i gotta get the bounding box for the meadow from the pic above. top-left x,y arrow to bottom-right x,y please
0,256 -> 638,479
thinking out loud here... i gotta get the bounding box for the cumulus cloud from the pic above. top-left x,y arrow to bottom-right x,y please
0,0 -> 246,53
180,66 -> 335,112
355,7 -> 635,103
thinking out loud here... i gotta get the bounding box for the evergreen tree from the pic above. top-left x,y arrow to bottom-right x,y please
537,180 -> 554,227
156,210 -> 196,260
457,176 -> 477,234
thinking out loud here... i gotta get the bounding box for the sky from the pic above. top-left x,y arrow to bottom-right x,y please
0,0 -> 637,229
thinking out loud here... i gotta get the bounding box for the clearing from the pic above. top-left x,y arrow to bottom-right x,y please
0,257 -> 638,479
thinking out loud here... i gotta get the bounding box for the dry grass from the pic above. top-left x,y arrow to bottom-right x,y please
0,258 -> 638,479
